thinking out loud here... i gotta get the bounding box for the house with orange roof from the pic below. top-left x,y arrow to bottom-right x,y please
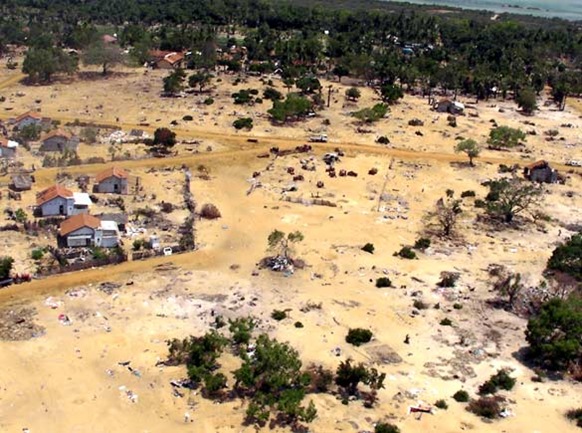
95,166 -> 129,194
59,214 -> 120,248
12,111 -> 50,131
155,52 -> 184,69
36,184 -> 92,217
40,129 -> 79,152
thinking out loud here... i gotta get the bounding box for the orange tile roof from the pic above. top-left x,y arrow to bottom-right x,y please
41,129 -> 72,141
14,111 -> 43,123
95,166 -> 129,183
60,214 -> 100,236
526,160 -> 549,170
163,52 -> 184,65
36,184 -> 73,205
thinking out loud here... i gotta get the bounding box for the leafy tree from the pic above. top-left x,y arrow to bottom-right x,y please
455,139 -> 481,166
233,117 -> 253,130
228,316 -> 256,346
188,72 -> 212,93
352,103 -> 388,123
345,87 -> 361,101
263,87 -> 282,101
267,229 -> 304,259
525,297 -> 582,370
163,68 -> 186,95
484,178 -> 543,223
232,89 -> 253,105
82,41 -> 124,75
516,87 -> 537,115
14,208 -> 28,223
335,359 -> 385,396
296,76 -> 321,94
425,190 -> 462,237
152,127 -> 177,152
15,124 -> 41,143
487,126 -> 526,150
546,233 -> 581,282
345,328 -> 373,346
22,47 -> 77,82
380,83 -> 404,105
332,64 -> 349,82
0,256 -> 14,280
268,94 -> 312,123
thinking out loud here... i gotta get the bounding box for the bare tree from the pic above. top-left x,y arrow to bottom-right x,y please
425,190 -> 462,237
493,272 -> 524,309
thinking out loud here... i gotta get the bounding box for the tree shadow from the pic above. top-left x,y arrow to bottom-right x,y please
511,346 -> 565,382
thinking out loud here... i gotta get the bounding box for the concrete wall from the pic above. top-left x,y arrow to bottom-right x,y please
40,197 -> 74,216
97,177 -> 128,194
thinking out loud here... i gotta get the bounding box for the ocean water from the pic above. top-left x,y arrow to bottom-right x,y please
385,0 -> 582,21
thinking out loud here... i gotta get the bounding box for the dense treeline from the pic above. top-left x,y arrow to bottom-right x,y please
1,0 -> 581,105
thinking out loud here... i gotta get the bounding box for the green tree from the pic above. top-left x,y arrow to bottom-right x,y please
228,316 -> 256,346
335,359 -> 385,396
233,117 -> 253,130
332,64 -> 349,82
546,233 -> 581,282
296,76 -> 321,94
525,297 -> 582,370
0,256 -> 15,280
82,41 -> 124,75
163,68 -> 186,95
23,47 -> 77,83
516,87 -> 537,115
268,94 -> 312,123
484,178 -> 543,223
352,103 -> 388,123
188,72 -> 212,93
487,126 -> 526,150
153,127 -> 177,152
267,229 -> 304,259
345,87 -> 361,101
455,139 -> 481,166
380,83 -> 404,105
375,422 -> 400,433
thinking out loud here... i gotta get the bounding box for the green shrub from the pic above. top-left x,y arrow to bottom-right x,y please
440,318 -> 453,326
294,321 -> 304,328
396,246 -> 417,259
233,117 -> 253,130
413,299 -> 429,310
453,390 -> 470,402
375,277 -> 392,288
474,199 -> 486,208
362,243 -> 375,254
453,303 -> 463,310
435,399 -> 448,409
566,408 -> 582,428
478,369 -> 516,395
374,422 -> 400,433
182,115 -> 193,121
204,97 -> 214,105
546,233 -> 581,282
31,248 -> 44,260
229,316 -> 256,345
271,310 -> 287,321
345,328 -> 373,346
413,237 -> 431,251
437,272 -> 459,288
461,190 -> 476,198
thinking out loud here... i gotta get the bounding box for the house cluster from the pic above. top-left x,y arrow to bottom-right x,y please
35,166 -> 129,249
0,111 -> 80,160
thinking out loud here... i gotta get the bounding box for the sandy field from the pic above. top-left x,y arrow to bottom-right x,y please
0,59 -> 581,433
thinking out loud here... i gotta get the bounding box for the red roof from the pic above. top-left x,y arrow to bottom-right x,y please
14,111 -> 42,123
60,214 -> 100,236
95,166 -> 128,183
526,160 -> 549,170
36,184 -> 73,205
41,129 -> 72,141
159,52 -> 184,65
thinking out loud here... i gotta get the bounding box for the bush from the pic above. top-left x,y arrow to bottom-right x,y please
233,117 -> 253,130
228,316 -> 256,345
461,190 -> 476,198
435,399 -> 448,409
200,203 -> 221,219
566,408 -> 582,428
294,321 -> 304,328
204,97 -> 214,105
264,87 -> 283,101
182,115 -> 193,121
413,237 -> 431,251
159,202 -> 174,213
440,318 -> 453,326
375,277 -> 392,288
453,303 -> 463,310
271,310 -> 287,321
396,246 -> 417,259
453,390 -> 470,402
467,397 -> 502,419
546,233 -> 581,282
374,422 -> 400,433
376,136 -> 390,144
31,248 -> 44,260
474,199 -> 486,208
413,299 -> 429,310
345,328 -> 373,346
361,243 -> 375,254
437,271 -> 459,288
478,369 -> 516,395
307,365 -> 334,393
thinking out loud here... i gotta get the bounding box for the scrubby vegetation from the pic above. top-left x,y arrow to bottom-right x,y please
453,390 -> 470,402
345,328 -> 373,346
478,369 -> 516,395
375,277 -> 392,288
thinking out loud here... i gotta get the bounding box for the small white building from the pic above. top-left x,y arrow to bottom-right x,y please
59,214 -> 120,248
36,185 -> 92,217
0,137 -> 18,158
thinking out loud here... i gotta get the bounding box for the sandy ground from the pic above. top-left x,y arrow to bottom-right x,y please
0,60 -> 581,432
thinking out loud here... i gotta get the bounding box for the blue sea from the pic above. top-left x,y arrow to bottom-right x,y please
385,0 -> 582,21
